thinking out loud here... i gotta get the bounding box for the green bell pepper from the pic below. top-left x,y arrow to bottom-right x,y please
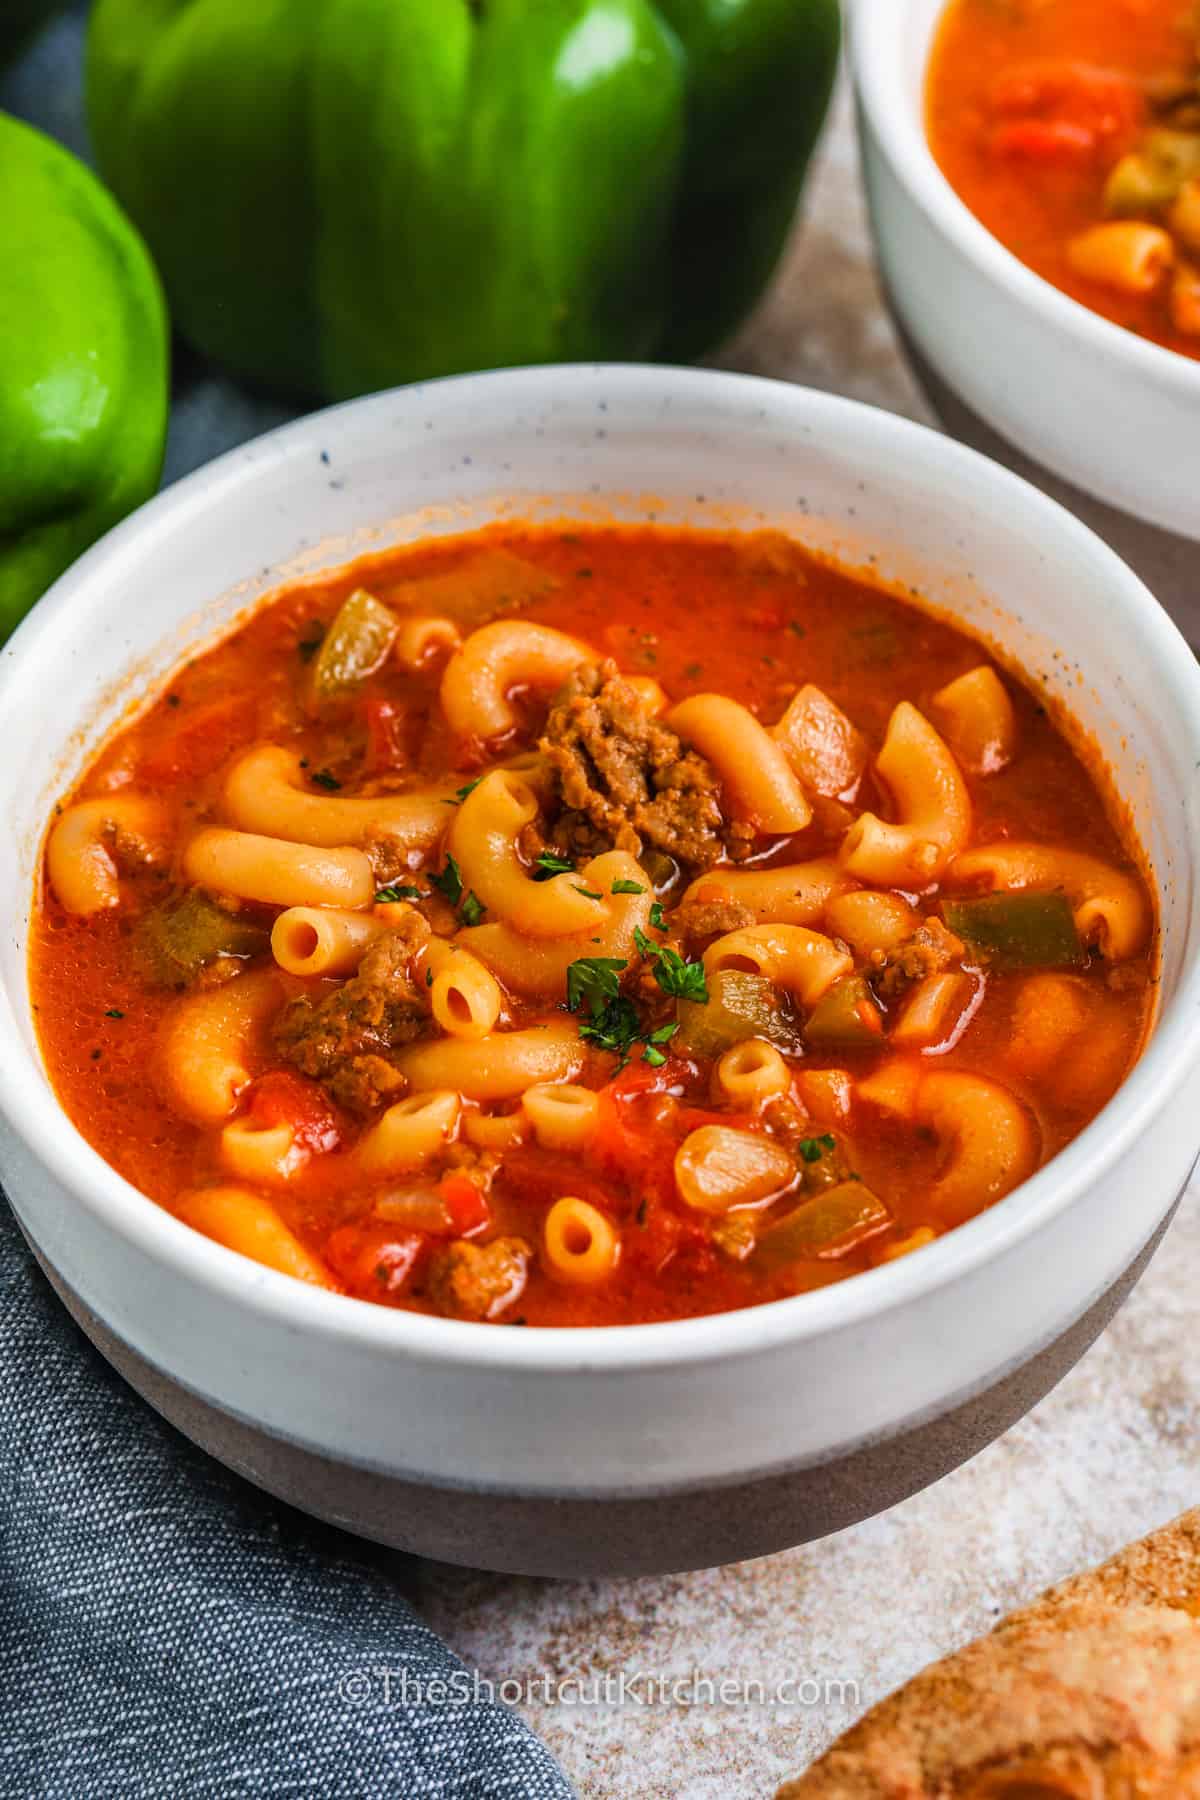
0,0 -> 63,63
87,0 -> 839,400
942,893 -> 1087,970
0,113 -> 169,642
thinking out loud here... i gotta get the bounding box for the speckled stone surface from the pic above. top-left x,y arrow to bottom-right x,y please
407,87 -> 1200,1800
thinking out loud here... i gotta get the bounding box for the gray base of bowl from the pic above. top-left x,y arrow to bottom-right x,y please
30,1198 -> 1177,1578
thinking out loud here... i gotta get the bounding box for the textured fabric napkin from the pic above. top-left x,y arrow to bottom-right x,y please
0,1210 -> 575,1799
1,16 -> 575,1799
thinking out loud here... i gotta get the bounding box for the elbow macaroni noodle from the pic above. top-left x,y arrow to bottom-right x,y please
681,859 -> 852,927
159,968 -> 285,1125
840,703 -> 972,886
225,745 -> 449,857
704,925 -> 853,1008
448,769 -> 607,938
440,620 -> 593,738
271,906 -> 390,976
461,850 -> 653,998
184,827 -> 375,911
47,795 -> 168,916
666,694 -> 812,833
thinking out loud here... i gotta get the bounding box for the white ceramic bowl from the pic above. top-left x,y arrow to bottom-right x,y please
3,365 -> 1200,1576
851,0 -> 1200,540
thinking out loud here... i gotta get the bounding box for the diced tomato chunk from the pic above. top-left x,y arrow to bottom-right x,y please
605,1054 -> 697,1101
674,1104 -> 757,1136
591,1095 -> 676,1208
363,697 -> 407,772
991,118 -> 1098,161
137,694 -> 258,782
498,1148 -> 625,1218
626,1198 -> 713,1278
247,1071 -> 341,1155
439,1172 -> 492,1237
988,61 -> 1142,162
324,1222 -> 429,1300
746,604 -> 785,631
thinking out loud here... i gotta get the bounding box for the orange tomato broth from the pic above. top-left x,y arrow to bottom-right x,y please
927,0 -> 1200,359
29,524 -> 1155,1326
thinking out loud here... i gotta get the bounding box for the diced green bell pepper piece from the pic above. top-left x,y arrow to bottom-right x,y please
942,892 -> 1086,970
1105,130 -> 1200,215
752,1180 -> 891,1269
0,112 -> 168,643
805,974 -> 883,1047
136,890 -> 270,986
676,969 -> 796,1058
310,588 -> 398,699
87,0 -> 840,399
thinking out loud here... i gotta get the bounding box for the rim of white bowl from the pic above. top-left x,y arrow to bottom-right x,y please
3,363 -> 1200,1379
849,0 -> 1200,401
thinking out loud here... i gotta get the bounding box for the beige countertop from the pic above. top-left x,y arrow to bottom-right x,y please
413,86 -> 1200,1800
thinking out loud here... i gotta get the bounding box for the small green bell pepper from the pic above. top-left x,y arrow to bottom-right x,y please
942,893 -> 1087,970
0,113 -> 169,642
87,0 -> 840,400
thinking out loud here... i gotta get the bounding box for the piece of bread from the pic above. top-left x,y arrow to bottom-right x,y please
780,1509 -> 1200,1797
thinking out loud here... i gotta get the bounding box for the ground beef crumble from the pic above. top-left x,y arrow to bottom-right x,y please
672,892 -> 756,946
538,661 -> 752,872
272,912 -> 431,1113
105,814 -> 166,874
427,1237 -> 530,1321
870,917 -> 965,1000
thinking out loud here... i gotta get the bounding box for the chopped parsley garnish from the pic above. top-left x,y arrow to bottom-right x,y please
565,956 -> 688,1069
633,929 -> 708,1004
651,948 -> 709,1004
640,1022 -> 680,1068
459,892 -> 487,928
798,1133 -> 837,1164
375,884 -> 423,903
565,957 -> 643,1067
649,900 -> 667,933
579,995 -> 644,1062
565,956 -> 627,1016
297,625 -> 324,662
428,855 -> 464,907
423,856 -> 484,925
573,884 -> 603,900
309,768 -> 341,791
104,1008 -> 124,1020
610,878 -> 644,896
533,851 -> 575,881
426,966 -> 434,988
442,777 -> 483,806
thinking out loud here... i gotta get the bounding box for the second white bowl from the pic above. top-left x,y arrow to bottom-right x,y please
851,0 -> 1200,539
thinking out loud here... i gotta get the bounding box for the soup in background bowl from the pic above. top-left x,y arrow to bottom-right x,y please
3,366 -> 1199,1574
928,0 -> 1200,361
851,0 -> 1200,538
